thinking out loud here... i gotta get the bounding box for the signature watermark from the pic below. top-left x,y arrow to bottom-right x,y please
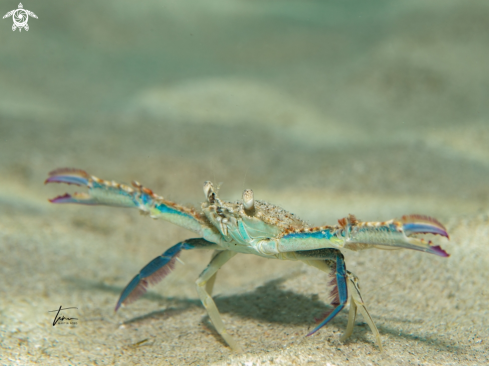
48,306 -> 78,326
3,3 -> 38,32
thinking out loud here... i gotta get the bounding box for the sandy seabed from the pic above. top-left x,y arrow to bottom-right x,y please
1,0 -> 489,365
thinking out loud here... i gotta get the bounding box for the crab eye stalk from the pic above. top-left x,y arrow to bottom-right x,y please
203,181 -> 215,203
242,189 -> 255,213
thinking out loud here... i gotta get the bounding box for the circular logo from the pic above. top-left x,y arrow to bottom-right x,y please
12,9 -> 28,27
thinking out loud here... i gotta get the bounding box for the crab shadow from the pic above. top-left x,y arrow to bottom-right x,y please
66,275 -> 461,352
66,276 -> 326,325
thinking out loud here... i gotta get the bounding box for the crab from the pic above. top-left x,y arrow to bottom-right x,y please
45,168 -> 450,351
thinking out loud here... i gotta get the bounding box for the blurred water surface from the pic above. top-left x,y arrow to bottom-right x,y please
2,0 -> 488,216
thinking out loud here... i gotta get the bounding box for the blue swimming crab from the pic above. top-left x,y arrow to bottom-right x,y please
46,168 -> 450,351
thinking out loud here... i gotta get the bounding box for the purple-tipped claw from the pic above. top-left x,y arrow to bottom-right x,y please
45,168 -> 90,186
428,245 -> 450,258
403,223 -> 449,239
49,193 -> 75,204
45,175 -> 89,186
401,215 -> 449,239
49,192 -> 96,205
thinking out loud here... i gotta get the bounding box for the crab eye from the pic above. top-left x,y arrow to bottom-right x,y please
203,181 -> 214,200
242,189 -> 254,211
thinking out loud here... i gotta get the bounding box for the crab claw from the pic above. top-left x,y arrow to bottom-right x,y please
45,168 -> 139,208
400,215 -> 450,257
421,245 -> 449,257
44,168 -> 90,186
45,169 -> 98,204
49,192 -> 98,205
401,215 -> 449,239
345,214 -> 450,257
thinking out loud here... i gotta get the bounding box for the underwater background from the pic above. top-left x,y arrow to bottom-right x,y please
0,1 -> 488,364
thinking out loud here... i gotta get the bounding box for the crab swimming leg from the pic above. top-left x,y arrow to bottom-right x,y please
117,241 -> 240,351
288,249 -> 382,349
115,238 -> 220,311
45,168 -> 207,236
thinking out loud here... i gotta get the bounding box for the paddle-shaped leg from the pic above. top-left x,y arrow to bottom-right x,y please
115,238 -> 219,311
195,250 -> 240,351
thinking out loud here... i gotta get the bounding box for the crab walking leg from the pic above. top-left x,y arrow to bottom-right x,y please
204,251 -> 222,295
205,273 -> 218,295
195,250 -> 241,351
45,168 -> 205,235
115,238 -> 220,311
341,289 -> 357,343
341,271 -> 383,351
295,249 -> 382,349
301,252 -> 348,337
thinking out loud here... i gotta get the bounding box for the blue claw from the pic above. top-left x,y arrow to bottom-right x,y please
403,223 -> 449,238
49,193 -> 98,205
46,168 -> 95,204
401,215 -> 449,239
45,168 -> 90,186
45,175 -> 89,186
